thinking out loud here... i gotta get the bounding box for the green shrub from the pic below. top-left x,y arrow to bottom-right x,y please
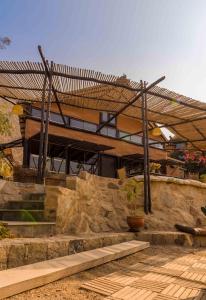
0,223 -> 12,239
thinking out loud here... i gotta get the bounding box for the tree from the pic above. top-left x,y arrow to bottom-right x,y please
0,37 -> 11,49
0,37 -> 12,135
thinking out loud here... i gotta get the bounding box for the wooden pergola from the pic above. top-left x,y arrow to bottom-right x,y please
0,46 -> 206,214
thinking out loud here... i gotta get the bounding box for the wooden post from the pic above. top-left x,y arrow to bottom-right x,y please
23,138 -> 29,168
144,81 -> 152,213
141,81 -> 149,214
37,72 -> 47,182
41,61 -> 53,182
66,147 -> 70,174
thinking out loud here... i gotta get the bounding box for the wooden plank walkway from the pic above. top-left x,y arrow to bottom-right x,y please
81,250 -> 206,300
0,240 -> 149,299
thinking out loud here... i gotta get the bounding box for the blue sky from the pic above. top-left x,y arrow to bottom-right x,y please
1,0 -> 206,101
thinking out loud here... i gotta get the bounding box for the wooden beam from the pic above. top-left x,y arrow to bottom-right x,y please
149,138 -> 206,145
96,76 -> 165,133
41,61 -> 53,181
37,72 -> 47,182
0,67 -> 141,92
38,46 -> 67,127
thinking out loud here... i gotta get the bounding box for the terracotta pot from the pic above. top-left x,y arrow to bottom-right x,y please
127,216 -> 144,232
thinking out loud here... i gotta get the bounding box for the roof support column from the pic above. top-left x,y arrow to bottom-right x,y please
141,81 -> 151,214
41,61 -> 53,182
37,71 -> 47,182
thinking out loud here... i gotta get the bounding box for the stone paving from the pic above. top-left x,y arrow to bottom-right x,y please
81,252 -> 206,299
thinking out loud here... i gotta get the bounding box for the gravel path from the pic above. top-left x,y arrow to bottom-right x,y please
8,246 -> 199,300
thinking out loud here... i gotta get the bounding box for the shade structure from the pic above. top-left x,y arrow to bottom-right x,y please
0,60 -> 206,150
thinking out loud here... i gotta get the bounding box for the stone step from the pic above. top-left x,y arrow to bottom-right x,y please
8,200 -> 44,210
3,221 -> 56,238
0,240 -> 149,299
136,231 -> 194,247
22,193 -> 45,201
0,209 -> 44,222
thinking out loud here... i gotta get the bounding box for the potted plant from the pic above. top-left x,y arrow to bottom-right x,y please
150,162 -> 161,174
123,178 -> 144,232
200,174 -> 206,183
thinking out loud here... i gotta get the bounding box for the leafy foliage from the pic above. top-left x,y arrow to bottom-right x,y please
0,112 -> 12,136
0,223 -> 12,239
123,178 -> 144,216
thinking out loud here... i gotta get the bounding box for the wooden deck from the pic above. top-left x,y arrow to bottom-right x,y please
81,253 -> 206,299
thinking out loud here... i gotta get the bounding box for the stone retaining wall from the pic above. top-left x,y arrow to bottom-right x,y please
45,172 -> 206,234
0,180 -> 44,207
0,232 -> 135,270
45,172 -> 129,234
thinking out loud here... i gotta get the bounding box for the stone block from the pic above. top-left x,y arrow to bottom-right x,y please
24,241 -> 48,264
66,177 -> 78,190
193,236 -> 206,247
83,237 -> 103,251
7,243 -> 26,268
0,246 -> 8,270
47,240 -> 69,259
107,182 -> 120,189
68,239 -> 84,254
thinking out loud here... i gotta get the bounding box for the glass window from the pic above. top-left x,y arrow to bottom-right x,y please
84,122 -> 97,132
100,112 -> 116,126
70,118 -> 84,129
107,127 -> 116,137
50,112 -> 64,124
109,113 -> 116,125
31,108 -> 41,119
131,135 -> 142,144
119,131 -> 131,141
51,158 -> 66,173
149,139 -> 164,149
119,131 -> 142,144
31,108 -> 66,125
29,154 -> 39,169
154,143 -> 164,149
100,127 -> 107,136
101,112 -> 108,122
100,126 -> 116,137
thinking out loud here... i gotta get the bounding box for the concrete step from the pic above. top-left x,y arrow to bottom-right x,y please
0,209 -> 44,221
3,221 -> 56,238
0,240 -> 149,299
22,193 -> 45,201
8,200 -> 44,210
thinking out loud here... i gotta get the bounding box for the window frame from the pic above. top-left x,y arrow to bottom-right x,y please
100,112 -> 117,127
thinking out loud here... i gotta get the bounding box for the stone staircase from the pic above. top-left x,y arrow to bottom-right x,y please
0,192 -> 56,238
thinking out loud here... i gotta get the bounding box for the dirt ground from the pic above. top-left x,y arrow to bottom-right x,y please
8,245 -> 201,300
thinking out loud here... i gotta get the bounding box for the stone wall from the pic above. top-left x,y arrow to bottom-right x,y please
45,172 -> 206,234
0,179 -> 44,208
45,172 -> 129,234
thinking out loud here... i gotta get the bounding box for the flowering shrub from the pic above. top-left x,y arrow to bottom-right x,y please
171,150 -> 206,173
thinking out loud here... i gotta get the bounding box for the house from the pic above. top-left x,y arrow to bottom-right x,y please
21,76 -> 166,179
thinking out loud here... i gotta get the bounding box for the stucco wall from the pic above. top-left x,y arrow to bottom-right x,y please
45,172 -> 206,234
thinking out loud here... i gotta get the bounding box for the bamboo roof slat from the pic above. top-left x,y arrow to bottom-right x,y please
1,60 -> 206,149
